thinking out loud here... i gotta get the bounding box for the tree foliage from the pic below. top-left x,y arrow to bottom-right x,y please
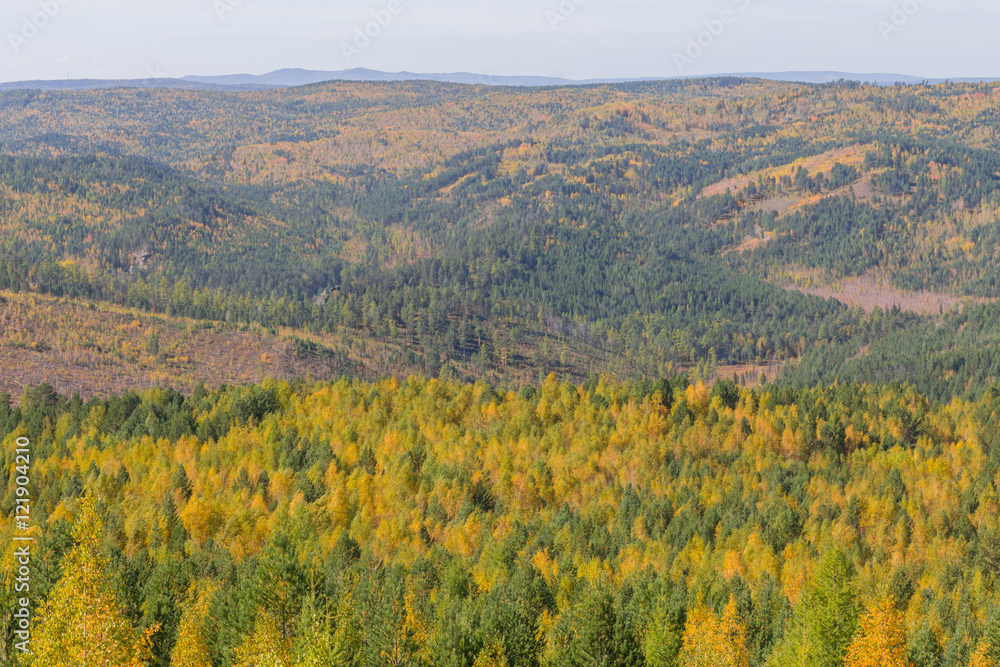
27,496 -> 158,666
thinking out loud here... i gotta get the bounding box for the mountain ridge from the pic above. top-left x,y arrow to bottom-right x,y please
2,67 -> 998,91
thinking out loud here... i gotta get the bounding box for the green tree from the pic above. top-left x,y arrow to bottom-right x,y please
291,593 -> 358,667
643,584 -> 686,667
767,548 -> 858,667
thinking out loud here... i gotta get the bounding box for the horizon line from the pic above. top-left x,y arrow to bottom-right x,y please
2,67 -> 999,90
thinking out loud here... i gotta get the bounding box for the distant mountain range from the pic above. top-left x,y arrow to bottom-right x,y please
182,68 -> 580,88
1,68 -> 997,91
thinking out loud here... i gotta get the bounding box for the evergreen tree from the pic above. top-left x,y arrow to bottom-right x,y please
290,593 -> 357,667
767,548 -> 858,667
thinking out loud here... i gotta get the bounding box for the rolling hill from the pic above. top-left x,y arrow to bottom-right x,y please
6,75 -> 1000,667
1,77 -> 1000,399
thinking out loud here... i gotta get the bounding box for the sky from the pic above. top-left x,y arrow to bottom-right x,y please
0,0 -> 997,83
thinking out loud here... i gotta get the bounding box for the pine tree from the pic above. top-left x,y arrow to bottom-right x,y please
291,594 -> 355,667
643,595 -> 685,667
807,548 -> 859,667
766,548 -> 858,667
907,624 -> 942,667
28,495 -> 158,666
472,636 -> 509,667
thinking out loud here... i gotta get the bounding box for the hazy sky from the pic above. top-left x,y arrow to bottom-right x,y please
1,0 -> 996,83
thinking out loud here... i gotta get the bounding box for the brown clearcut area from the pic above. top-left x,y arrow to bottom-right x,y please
0,292 -> 617,403
775,269 -> 990,314
753,177 -> 878,218
706,145 -> 880,256
0,292 -> 367,403
699,144 -> 871,199
722,228 -> 776,255
710,361 -> 787,387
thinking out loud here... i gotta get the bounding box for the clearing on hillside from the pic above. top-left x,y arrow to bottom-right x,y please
776,270 -> 988,315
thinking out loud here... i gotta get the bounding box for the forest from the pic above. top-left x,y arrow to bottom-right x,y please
4,76 -> 1000,664
3,78 -> 1000,390
3,376 -> 1000,665
0,79 -> 1000,395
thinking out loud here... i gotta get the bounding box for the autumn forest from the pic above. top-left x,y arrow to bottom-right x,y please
3,77 -> 1000,665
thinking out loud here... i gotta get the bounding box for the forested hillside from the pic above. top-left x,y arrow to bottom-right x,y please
3,377 -> 1000,665
3,78 -> 1000,395
7,77 -> 1000,665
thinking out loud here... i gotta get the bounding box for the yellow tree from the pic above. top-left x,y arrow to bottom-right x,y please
970,640 -> 997,667
28,496 -> 158,667
170,580 -> 218,667
379,591 -> 430,667
844,596 -> 914,667
677,596 -> 749,667
232,611 -> 292,667
969,612 -> 1000,667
